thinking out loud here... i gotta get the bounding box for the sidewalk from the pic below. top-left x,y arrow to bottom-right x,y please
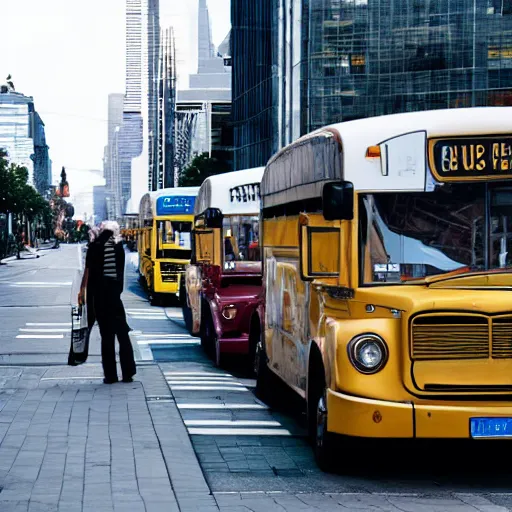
0,363 -> 217,512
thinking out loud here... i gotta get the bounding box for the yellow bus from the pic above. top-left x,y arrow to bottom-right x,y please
138,187 -> 199,305
256,107 -> 512,471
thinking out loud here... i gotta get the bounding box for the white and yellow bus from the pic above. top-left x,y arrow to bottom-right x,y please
257,107 -> 512,471
138,187 -> 199,304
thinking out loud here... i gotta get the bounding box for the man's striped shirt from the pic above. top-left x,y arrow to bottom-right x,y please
103,238 -> 117,279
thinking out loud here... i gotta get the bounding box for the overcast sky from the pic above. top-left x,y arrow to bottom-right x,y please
0,0 -> 230,199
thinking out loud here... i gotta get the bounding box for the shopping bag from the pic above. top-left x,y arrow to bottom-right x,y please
68,304 -> 91,365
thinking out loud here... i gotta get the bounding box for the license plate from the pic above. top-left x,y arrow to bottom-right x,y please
470,417 -> 512,438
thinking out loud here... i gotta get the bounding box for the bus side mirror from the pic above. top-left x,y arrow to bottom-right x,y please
323,182 -> 354,221
204,208 -> 224,228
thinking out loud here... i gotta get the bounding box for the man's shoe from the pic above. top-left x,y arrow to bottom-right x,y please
103,377 -> 119,384
122,377 -> 133,383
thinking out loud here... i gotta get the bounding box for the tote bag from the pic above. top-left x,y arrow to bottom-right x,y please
68,303 -> 91,365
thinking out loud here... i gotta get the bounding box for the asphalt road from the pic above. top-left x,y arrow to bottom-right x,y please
3,244 -> 512,510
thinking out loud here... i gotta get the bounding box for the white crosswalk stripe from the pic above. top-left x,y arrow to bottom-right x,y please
9,281 -> 72,288
17,321 -> 70,340
164,369 -> 293,436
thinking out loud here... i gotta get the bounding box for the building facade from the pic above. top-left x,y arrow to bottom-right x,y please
32,112 -> 51,196
231,0 -> 276,170
232,0 -> 512,168
175,0 -> 233,180
0,89 -> 35,185
122,0 -> 160,214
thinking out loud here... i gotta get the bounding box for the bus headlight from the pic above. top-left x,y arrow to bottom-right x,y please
222,306 -> 237,320
347,334 -> 388,374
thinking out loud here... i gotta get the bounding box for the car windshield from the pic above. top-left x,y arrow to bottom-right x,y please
360,183 -> 512,284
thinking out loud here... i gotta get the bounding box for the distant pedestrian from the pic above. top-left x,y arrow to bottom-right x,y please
79,221 -> 136,384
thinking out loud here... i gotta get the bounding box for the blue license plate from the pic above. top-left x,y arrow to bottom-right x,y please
470,417 -> 512,438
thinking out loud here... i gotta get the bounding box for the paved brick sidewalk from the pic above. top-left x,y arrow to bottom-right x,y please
0,363 -> 217,512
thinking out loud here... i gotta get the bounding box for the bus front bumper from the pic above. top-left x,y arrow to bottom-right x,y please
327,389 -> 512,439
153,280 -> 179,295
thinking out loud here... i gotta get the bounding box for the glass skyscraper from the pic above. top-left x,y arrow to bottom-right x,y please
306,0 -> 512,131
231,0 -> 512,170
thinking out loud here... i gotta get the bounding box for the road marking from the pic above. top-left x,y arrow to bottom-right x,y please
138,334 -> 194,338
41,377 -> 103,381
170,386 -> 250,391
26,323 -> 71,326
177,403 -> 269,410
169,376 -> 237,381
188,427 -> 292,436
164,371 -> 232,377
167,380 -> 244,386
16,335 -> 64,339
19,328 -> 69,333
11,282 -> 72,285
126,308 -> 163,313
185,419 -> 282,427
127,311 -> 166,315
137,339 -> 199,345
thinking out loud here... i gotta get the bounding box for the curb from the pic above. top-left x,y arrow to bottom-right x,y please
139,365 -> 220,511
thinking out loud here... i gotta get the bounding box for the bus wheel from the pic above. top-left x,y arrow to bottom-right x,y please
255,339 -> 271,400
247,318 -> 260,377
309,372 -> 337,472
213,334 -> 221,368
200,306 -> 213,354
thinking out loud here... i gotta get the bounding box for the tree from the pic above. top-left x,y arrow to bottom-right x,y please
178,152 -> 231,187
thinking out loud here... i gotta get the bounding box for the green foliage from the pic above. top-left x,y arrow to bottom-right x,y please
178,153 -> 231,187
0,150 -> 51,220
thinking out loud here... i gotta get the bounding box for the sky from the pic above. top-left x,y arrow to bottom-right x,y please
0,0 -> 230,217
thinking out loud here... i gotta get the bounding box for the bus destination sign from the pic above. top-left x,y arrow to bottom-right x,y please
430,136 -> 512,181
156,195 -> 196,216
230,183 -> 260,203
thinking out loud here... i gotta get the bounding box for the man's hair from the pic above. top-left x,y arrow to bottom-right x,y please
99,221 -> 122,243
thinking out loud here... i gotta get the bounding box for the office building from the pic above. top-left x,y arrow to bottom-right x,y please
122,0 -> 160,214
231,0 -> 276,170
0,88 -> 35,185
32,112 -> 51,196
175,0 -> 233,180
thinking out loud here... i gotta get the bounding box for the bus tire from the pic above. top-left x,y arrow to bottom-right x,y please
255,337 -> 272,400
182,302 -> 193,334
248,316 -> 260,377
200,303 -> 213,354
308,358 -> 337,473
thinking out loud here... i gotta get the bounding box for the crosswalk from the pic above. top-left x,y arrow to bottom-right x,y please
165,369 -> 295,437
9,281 -> 72,288
126,308 -> 168,321
16,321 -> 70,339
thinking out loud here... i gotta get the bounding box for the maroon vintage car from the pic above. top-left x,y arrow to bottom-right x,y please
184,168 -> 265,369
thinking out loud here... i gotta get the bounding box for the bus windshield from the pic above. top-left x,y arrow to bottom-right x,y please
360,183 -> 512,284
156,220 -> 192,259
223,215 -> 261,272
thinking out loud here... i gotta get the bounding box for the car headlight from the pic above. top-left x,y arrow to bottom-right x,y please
347,334 -> 388,374
222,305 -> 237,320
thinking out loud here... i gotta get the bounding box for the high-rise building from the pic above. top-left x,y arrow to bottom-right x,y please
103,93 -> 124,219
231,0 -> 276,170
0,88 -> 35,185
122,0 -> 160,214
232,0 -> 512,168
295,0 -> 512,135
32,112 -> 51,196
175,0 -> 233,180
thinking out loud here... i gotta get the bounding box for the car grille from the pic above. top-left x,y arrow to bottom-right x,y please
411,314 -> 512,360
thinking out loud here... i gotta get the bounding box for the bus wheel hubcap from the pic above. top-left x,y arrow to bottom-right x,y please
316,395 -> 327,449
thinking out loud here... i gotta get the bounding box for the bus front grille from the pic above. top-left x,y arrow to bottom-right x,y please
492,319 -> 512,359
411,315 -> 490,360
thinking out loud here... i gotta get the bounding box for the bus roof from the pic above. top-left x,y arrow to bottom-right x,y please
261,107 -> 512,209
195,167 -> 265,216
139,186 -> 199,221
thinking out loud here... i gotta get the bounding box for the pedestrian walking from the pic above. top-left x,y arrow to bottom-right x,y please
79,221 -> 136,384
